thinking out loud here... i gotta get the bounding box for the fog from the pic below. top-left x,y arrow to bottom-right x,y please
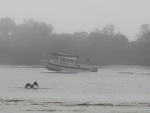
0,18 -> 150,66
0,0 -> 150,66
0,0 -> 150,41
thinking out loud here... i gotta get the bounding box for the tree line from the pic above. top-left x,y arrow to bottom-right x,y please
0,17 -> 150,66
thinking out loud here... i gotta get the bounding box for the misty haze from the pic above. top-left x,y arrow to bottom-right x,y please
0,0 -> 150,113
0,18 -> 150,66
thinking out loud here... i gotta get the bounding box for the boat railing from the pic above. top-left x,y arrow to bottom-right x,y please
50,59 -> 58,63
50,59 -> 77,67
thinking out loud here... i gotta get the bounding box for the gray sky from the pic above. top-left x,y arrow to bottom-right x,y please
0,0 -> 150,41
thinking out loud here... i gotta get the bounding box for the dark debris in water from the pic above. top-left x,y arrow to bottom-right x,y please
43,101 -> 65,104
26,109 -> 58,112
26,109 -> 86,112
62,102 -> 150,107
64,102 -> 114,107
1,98 -> 150,108
30,103 -> 44,106
5,99 -> 26,102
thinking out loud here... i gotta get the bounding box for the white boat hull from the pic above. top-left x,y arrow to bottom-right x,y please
42,60 -> 98,72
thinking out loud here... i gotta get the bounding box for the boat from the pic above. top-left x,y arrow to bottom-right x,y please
41,53 -> 98,72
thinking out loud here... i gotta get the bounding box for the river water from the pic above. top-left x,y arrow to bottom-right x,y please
0,65 -> 150,113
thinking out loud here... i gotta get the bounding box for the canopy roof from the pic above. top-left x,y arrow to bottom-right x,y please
52,53 -> 79,58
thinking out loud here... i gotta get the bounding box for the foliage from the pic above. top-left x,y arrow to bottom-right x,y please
0,17 -> 150,66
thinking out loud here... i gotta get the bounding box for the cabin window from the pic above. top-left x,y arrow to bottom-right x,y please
56,57 -> 59,60
60,58 -> 69,63
70,59 -> 75,64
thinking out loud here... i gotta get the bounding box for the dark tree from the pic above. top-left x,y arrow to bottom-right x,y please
0,17 -> 15,39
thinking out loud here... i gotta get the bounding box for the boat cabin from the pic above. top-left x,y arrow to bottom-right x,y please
51,53 -> 79,66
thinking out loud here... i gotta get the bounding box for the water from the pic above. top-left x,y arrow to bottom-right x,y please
0,65 -> 150,113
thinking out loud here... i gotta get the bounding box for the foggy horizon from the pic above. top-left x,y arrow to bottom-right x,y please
0,0 -> 150,41
0,0 -> 150,66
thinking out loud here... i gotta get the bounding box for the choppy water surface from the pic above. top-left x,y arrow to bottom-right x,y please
0,65 -> 150,113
